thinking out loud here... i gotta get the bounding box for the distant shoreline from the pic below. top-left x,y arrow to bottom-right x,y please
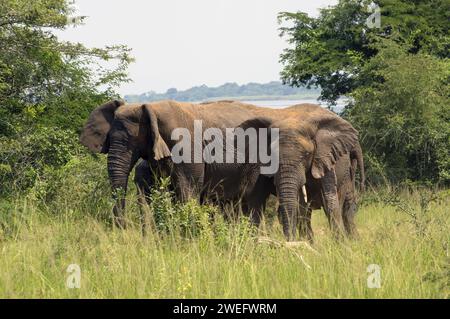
196,94 -> 319,102
124,81 -> 321,103
124,94 -> 319,103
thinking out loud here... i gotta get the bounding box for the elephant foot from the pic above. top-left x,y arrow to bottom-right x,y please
345,227 -> 359,239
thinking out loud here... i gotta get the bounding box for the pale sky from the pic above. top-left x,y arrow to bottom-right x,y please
57,0 -> 336,95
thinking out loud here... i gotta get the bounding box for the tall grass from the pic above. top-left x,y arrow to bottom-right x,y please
0,158 -> 448,298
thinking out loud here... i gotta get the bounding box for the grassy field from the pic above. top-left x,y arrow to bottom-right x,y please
0,164 -> 448,298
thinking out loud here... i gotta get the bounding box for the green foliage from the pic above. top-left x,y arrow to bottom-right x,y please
279,0 -> 450,184
147,177 -> 253,245
344,42 -> 450,183
0,0 -> 132,135
0,186 -> 448,298
279,0 -> 449,104
0,127 -> 81,194
0,0 -> 133,194
29,155 -> 111,215
279,1 -> 373,103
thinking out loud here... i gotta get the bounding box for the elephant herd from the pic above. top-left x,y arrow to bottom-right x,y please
80,100 -> 364,242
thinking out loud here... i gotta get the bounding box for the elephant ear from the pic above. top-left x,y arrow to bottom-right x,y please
236,117 -> 274,165
311,115 -> 358,179
238,117 -> 273,131
143,104 -> 171,160
80,100 -> 124,153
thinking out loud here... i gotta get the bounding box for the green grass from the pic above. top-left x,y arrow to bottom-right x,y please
0,178 -> 448,298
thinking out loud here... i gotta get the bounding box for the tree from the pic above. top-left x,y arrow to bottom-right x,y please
278,0 -> 449,104
0,0 -> 133,135
344,42 -> 449,183
0,0 -> 133,194
279,0 -> 450,184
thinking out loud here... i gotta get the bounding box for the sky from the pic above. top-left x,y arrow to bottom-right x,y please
57,0 -> 337,95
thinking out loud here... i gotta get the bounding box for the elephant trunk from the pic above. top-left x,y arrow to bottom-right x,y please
107,141 -> 138,228
276,163 -> 305,241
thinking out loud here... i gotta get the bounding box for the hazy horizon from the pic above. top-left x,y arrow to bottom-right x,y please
124,80 -> 320,96
57,0 -> 337,95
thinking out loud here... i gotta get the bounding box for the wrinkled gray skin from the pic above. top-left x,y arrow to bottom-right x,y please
135,141 -> 364,241
80,100 -> 262,228
135,104 -> 364,241
133,159 -> 171,232
80,100 -> 362,242
199,133 -> 276,223
133,143 -> 276,227
235,105 -> 365,241
297,143 -> 365,241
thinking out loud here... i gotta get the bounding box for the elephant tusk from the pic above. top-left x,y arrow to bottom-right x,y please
302,185 -> 308,203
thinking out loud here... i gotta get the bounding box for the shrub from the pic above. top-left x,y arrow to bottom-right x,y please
29,155 -> 111,217
0,127 -> 81,195
147,177 -> 255,245
345,43 -> 450,185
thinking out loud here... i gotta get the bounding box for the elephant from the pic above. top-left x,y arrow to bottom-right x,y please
199,146 -> 276,225
80,100 -> 363,241
295,142 -> 365,241
174,104 -> 364,242
135,133 -> 364,242
133,132 -> 276,228
133,159 -> 171,233
80,99 -> 264,227
233,104 -> 365,241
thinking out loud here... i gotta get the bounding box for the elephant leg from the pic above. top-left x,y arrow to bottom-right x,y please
298,190 -> 313,243
112,197 -> 127,229
172,163 -> 204,203
136,186 -> 150,236
245,200 -> 266,229
340,161 -> 359,238
250,207 -> 262,227
135,161 -> 156,236
223,202 -> 237,223
342,188 -> 359,238
320,169 -> 345,238
244,177 -> 272,228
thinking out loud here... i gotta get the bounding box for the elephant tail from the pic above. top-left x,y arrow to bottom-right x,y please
351,142 -> 365,193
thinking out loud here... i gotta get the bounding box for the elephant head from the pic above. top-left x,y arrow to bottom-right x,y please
80,100 -> 171,227
239,107 -> 358,240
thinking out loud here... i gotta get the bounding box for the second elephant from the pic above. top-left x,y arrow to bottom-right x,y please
236,104 -> 365,240
134,103 -> 365,241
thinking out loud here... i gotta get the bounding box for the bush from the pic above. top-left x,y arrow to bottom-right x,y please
0,127 -> 81,195
147,177 -> 255,246
344,42 -> 450,185
149,177 -> 217,239
29,155 -> 111,217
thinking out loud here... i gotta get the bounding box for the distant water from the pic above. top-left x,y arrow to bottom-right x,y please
242,99 -> 345,113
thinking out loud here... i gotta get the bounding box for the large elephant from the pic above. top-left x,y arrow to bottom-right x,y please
80,100 -> 363,240
135,128 -> 364,241
80,99 -> 262,227
133,123 -> 276,228
235,104 -> 365,241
